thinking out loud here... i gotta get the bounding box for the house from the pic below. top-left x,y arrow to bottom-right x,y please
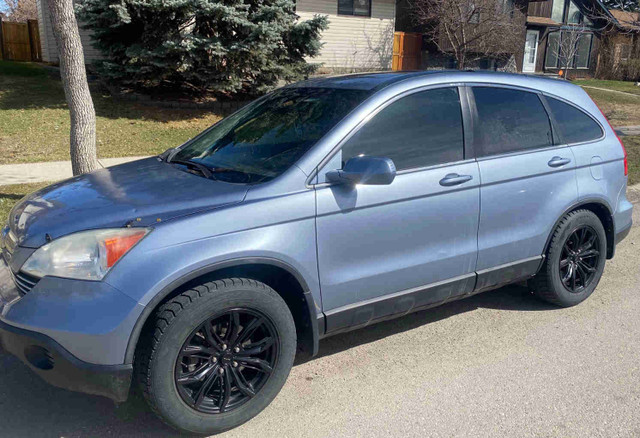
595,8 -> 640,78
396,0 -> 621,77
34,0 -> 397,70
522,0 -> 615,76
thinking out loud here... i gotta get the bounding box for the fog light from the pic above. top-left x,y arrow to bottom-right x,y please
24,345 -> 54,370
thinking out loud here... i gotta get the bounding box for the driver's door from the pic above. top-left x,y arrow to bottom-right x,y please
314,87 -> 480,334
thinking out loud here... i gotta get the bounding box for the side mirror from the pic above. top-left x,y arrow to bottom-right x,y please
326,156 -> 396,186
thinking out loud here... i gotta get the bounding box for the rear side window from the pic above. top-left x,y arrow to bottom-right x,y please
472,87 -> 553,157
341,87 -> 464,171
545,96 -> 603,144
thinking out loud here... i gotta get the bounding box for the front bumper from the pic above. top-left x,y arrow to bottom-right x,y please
0,251 -> 142,402
0,319 -> 132,402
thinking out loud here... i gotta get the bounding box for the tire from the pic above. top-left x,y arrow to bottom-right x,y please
137,278 -> 296,435
530,209 -> 607,307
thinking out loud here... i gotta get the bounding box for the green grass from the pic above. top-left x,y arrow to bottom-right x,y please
623,135 -> 640,186
582,87 -> 640,127
0,61 -> 224,165
574,79 -> 640,96
0,183 -> 49,223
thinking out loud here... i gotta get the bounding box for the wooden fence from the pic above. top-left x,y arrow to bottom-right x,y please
392,32 -> 422,71
0,20 -> 41,62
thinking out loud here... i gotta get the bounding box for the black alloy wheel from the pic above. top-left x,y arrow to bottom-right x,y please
530,209 -> 607,307
175,308 -> 279,414
559,225 -> 601,293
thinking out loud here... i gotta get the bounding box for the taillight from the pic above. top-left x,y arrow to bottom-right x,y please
594,102 -> 628,176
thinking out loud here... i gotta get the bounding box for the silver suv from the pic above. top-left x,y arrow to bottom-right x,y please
0,71 -> 632,434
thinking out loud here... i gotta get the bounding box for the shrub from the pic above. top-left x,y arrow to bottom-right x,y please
621,59 -> 640,82
76,0 -> 328,97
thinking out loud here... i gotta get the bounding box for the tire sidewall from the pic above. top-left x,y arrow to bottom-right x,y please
148,286 -> 296,435
546,211 -> 607,306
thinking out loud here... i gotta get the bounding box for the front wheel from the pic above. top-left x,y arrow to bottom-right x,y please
137,278 -> 297,435
530,209 -> 607,307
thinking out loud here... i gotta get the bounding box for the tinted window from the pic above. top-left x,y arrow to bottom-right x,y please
341,88 -> 464,171
473,87 -> 552,157
173,87 -> 370,183
546,96 -> 603,144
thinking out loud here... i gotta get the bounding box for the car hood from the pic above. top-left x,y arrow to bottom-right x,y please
8,158 -> 249,248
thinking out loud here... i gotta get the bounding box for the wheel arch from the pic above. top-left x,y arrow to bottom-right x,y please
544,198 -> 615,260
125,258 -> 321,365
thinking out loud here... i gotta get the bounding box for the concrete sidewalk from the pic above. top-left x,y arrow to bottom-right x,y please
581,85 -> 640,99
616,125 -> 640,137
0,156 -> 149,186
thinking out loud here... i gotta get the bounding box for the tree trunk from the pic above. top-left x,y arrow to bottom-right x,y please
47,0 -> 98,175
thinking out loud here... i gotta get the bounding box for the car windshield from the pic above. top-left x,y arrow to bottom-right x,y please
171,87 -> 372,184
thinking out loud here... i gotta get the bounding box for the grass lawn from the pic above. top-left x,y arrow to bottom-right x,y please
574,79 -> 640,96
0,183 -> 48,223
583,86 -> 640,127
0,61 -> 223,165
624,135 -> 640,186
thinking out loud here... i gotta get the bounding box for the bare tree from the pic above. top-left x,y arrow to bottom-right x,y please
46,0 -> 98,175
3,0 -> 37,22
407,0 -> 524,69
550,23 -> 590,79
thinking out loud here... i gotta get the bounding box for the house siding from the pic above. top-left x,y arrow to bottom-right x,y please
36,0 -> 395,69
527,0 -> 553,19
296,0 -> 396,70
35,0 -> 103,64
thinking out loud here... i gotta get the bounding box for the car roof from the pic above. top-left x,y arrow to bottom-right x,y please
289,70 -> 575,93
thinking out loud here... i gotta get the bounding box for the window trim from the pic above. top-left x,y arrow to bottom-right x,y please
307,84 -> 472,187
337,0 -> 372,17
466,84 -> 559,161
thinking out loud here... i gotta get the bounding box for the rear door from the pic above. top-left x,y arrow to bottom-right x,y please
469,85 -> 578,291
315,86 -> 480,334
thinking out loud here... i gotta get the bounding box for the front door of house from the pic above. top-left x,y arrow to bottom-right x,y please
523,30 -> 539,73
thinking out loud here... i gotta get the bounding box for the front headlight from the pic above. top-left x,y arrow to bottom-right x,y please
22,228 -> 150,281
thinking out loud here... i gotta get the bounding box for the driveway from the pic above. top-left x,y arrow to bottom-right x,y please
1,192 -> 639,438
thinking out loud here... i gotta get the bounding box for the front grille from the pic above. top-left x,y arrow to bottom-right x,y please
11,271 -> 40,295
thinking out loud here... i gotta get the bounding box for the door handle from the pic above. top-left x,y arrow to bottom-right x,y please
439,173 -> 473,187
548,156 -> 571,168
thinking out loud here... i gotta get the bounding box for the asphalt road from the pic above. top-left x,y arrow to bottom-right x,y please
0,189 -> 638,438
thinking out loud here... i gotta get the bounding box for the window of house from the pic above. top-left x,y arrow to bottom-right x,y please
472,87 -> 553,157
567,1 -> 582,24
468,3 -> 480,23
574,33 -> 593,68
546,97 -> 603,144
619,43 -> 632,61
545,32 -> 561,68
544,31 -> 593,69
340,88 -> 464,171
551,0 -> 565,22
499,0 -> 515,16
338,0 -> 372,17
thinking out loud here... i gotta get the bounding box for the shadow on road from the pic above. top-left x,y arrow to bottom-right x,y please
312,283 -> 556,362
0,284 -> 555,437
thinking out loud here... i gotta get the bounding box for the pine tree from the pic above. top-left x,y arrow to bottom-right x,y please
76,0 -> 329,97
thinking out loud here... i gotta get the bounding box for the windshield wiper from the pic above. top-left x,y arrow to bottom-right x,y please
169,159 -> 214,179
159,147 -> 178,162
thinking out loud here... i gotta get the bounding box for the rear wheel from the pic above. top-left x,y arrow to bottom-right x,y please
530,210 -> 607,307
138,278 -> 296,435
